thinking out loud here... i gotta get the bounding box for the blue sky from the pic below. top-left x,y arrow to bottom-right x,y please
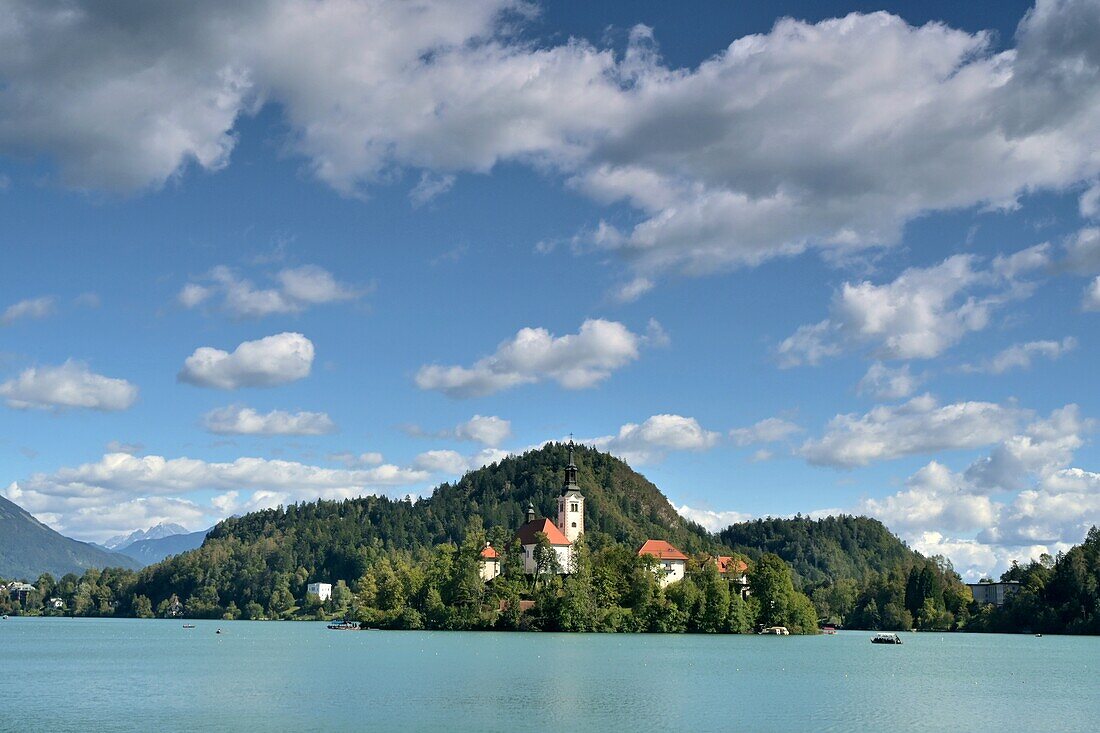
2,0 -> 1099,578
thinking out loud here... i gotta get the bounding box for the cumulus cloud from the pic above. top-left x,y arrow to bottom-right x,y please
178,332 -> 314,389
1062,227 -> 1100,274
180,265 -> 361,317
1084,276 -> 1100,310
780,252 -> 1043,366
962,337 -> 1077,374
857,461 -> 999,534
730,417 -> 802,446
0,360 -> 138,411
409,172 -> 456,207
676,504 -> 752,532
416,319 -> 653,397
1,296 -> 57,326
413,449 -> 469,475
202,404 -> 337,435
589,414 -> 720,465
801,394 -> 1025,468
5,1 -> 1100,284
3,451 -> 431,541
405,414 -> 512,446
857,362 -> 923,400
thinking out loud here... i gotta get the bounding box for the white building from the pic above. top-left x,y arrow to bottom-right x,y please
307,582 -> 332,602
638,540 -> 688,587
968,581 -> 1020,607
557,446 -> 585,544
479,543 -> 501,582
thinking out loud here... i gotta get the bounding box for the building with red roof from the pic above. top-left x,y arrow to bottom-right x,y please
637,540 -> 688,587
478,543 -> 501,581
512,442 -> 586,576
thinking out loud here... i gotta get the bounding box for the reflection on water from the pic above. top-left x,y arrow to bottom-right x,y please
2,618 -> 1098,733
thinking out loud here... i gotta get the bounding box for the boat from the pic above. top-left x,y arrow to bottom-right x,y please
760,626 -> 790,635
182,624 -> 196,629
215,628 -> 223,634
822,626 -> 837,635
326,620 -> 360,631
871,633 -> 903,644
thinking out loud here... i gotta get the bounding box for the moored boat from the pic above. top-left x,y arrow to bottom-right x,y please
326,620 -> 360,630
871,633 -> 903,644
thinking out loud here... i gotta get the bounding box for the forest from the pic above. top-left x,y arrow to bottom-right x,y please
3,445 -> 1096,635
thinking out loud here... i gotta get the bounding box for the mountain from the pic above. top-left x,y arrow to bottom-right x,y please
0,495 -> 140,580
718,515 -> 920,588
117,528 -> 209,566
104,523 -> 190,551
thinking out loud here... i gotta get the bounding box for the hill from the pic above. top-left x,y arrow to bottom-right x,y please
117,528 -> 209,566
0,495 -> 140,580
127,443 -> 722,609
718,515 -> 920,587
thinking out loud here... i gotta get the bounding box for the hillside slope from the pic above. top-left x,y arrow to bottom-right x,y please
0,495 -> 140,580
718,515 -> 920,587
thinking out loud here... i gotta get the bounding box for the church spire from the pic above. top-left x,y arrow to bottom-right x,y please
562,439 -> 578,492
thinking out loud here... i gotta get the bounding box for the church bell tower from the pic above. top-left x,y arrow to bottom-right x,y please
557,441 -> 585,543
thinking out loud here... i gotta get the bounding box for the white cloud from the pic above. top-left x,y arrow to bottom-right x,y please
589,414 -> 720,465
1062,227 -> 1100,274
908,531 -> 1058,583
3,451 -> 431,541
180,265 -> 360,317
858,362 -> 922,400
781,253 -> 1040,366
409,171 -> 455,206
963,337 -> 1077,374
1084,276 -> 1100,311
676,504 -> 752,532
105,441 -> 144,455
5,2 -> 1100,284
801,394 -> 1025,468
327,451 -> 384,468
0,360 -> 138,411
730,417 -> 802,446
1,296 -> 57,326
178,332 -> 314,389
415,319 -> 650,397
453,415 -> 512,447
413,449 -> 468,475
612,276 -> 655,303
202,404 -> 337,435
857,461 -> 998,534
1081,183 -> 1100,219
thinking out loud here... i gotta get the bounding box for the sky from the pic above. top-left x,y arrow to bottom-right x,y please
1,0 -> 1099,579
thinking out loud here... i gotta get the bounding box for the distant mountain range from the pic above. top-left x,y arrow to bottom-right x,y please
0,495 -> 139,580
104,523 -> 191,551
114,528 -> 209,566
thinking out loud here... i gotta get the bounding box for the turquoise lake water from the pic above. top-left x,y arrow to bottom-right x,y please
1,617 -> 1097,732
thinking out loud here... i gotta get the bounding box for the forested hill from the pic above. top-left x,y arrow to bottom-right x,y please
206,442 -> 715,554
128,443 -> 721,608
718,515 -> 920,587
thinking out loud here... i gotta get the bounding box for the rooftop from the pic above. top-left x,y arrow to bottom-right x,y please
637,539 -> 688,562
516,517 -> 570,546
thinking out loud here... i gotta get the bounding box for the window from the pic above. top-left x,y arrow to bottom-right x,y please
570,503 -> 578,512
571,522 -> 577,528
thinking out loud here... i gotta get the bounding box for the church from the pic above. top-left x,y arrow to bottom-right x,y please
480,442 -> 585,577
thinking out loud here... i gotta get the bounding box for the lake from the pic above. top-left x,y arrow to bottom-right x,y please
1,618 -> 1097,732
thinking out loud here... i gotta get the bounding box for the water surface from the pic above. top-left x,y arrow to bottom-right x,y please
2,618 -> 1096,732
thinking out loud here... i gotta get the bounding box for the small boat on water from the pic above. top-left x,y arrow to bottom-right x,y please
215,628 -> 223,635
760,626 -> 790,635
326,620 -> 360,631
822,626 -> 837,635
182,624 -> 196,629
871,633 -> 903,644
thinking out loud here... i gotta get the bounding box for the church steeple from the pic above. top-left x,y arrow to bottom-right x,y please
557,440 -> 584,543
562,440 -> 578,492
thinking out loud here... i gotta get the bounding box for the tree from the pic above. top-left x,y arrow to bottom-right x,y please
132,594 -> 154,619
531,533 -> 562,589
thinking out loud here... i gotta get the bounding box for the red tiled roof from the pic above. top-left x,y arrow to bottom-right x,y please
480,545 -> 498,559
515,517 -> 570,546
637,539 -> 688,561
715,555 -> 748,574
